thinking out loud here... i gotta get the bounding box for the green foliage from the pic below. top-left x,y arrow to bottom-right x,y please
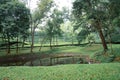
94,53 -> 115,63
72,0 -> 120,50
93,44 -> 120,62
0,0 -> 30,37
77,29 -> 90,43
29,0 -> 53,52
32,0 -> 53,22
0,63 -> 120,80
111,33 -> 120,42
46,9 -> 63,36
108,0 -> 120,19
45,8 -> 65,46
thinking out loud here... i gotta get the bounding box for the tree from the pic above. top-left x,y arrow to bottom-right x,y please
73,0 -> 108,51
46,9 -> 64,49
30,0 -> 53,53
73,0 -> 120,52
0,0 -> 30,54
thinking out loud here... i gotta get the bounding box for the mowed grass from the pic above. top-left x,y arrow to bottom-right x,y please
0,44 -> 103,56
0,63 -> 120,80
0,44 -> 120,57
39,44 -> 120,57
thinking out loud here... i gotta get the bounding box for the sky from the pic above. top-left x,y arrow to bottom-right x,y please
29,0 -> 74,11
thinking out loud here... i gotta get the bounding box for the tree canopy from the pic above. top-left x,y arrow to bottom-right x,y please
0,0 -> 30,54
72,0 -> 120,51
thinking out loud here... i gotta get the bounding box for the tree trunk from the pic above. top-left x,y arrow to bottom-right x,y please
56,36 -> 58,46
30,27 -> 35,53
72,35 -> 74,45
16,36 -> 19,54
22,37 -> 25,48
52,36 -> 55,47
108,34 -> 113,54
2,34 -> 8,54
97,21 -> 108,51
39,37 -> 47,51
1,34 -> 4,42
78,41 -> 80,44
50,38 -> 52,49
7,34 -> 10,54
98,29 -> 108,50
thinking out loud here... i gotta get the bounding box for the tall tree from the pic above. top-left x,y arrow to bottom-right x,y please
73,0 -> 108,51
30,0 -> 53,53
73,0 -> 120,51
46,9 -> 64,49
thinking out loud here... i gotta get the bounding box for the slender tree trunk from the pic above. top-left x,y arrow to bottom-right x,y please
50,38 -> 52,49
30,27 -> 35,53
16,36 -> 19,54
22,37 -> 25,48
78,41 -> 80,45
39,37 -> 47,51
1,34 -> 4,42
56,36 -> 58,46
108,34 -> 113,54
7,34 -> 10,54
30,25 -> 35,66
30,13 -> 35,53
97,21 -> 108,51
72,35 -> 74,45
2,33 -> 7,53
52,36 -> 55,47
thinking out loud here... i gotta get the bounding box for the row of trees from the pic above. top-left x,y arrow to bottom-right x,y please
0,0 -> 30,54
27,0 -> 69,52
0,0 -> 68,54
0,0 -> 120,54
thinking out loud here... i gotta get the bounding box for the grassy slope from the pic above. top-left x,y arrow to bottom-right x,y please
0,63 -> 120,80
40,44 -> 120,57
0,44 -> 120,57
0,44 -> 103,56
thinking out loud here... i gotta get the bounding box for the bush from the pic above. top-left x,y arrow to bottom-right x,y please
94,51 -> 115,63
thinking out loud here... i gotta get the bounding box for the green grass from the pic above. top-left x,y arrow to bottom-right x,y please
0,44 -> 120,57
0,63 -> 120,80
39,44 -> 104,57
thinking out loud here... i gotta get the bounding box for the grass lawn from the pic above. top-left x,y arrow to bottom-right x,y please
0,63 -> 120,80
38,44 -> 120,57
0,44 -> 103,56
0,44 -> 120,57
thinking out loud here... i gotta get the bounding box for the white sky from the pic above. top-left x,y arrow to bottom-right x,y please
29,0 -> 74,11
